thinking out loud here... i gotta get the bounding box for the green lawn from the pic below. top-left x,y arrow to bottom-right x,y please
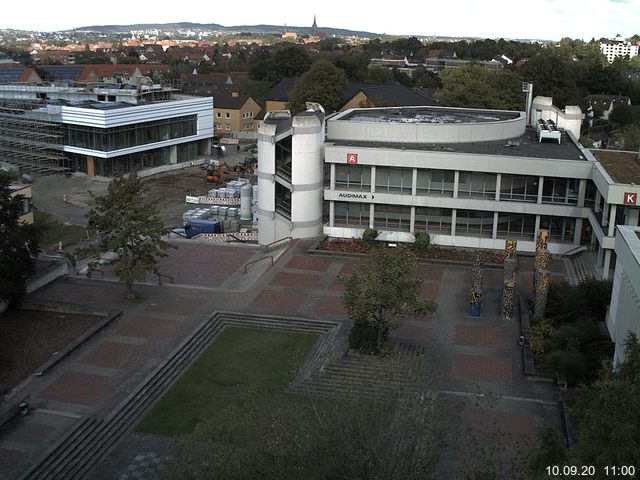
135,327 -> 318,436
34,210 -> 88,251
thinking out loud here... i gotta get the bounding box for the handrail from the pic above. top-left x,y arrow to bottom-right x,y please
264,236 -> 292,253
244,255 -> 273,273
563,244 -> 587,257
226,233 -> 247,244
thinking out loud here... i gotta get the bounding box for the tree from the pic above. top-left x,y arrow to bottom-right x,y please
522,51 -> 580,108
342,247 -> 437,353
86,171 -> 173,298
0,172 -> 38,304
287,59 -> 349,114
158,384 -> 452,480
435,64 -> 523,111
609,102 -> 634,126
566,333 -> 640,468
332,51 -> 371,81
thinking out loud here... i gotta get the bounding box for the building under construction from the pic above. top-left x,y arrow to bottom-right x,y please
0,83 -> 214,176
0,97 -> 65,175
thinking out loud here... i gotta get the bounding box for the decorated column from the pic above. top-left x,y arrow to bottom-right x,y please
468,251 -> 484,317
533,270 -> 551,318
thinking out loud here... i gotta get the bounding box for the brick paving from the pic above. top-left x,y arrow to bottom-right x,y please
450,354 -> 513,384
285,255 -> 332,271
79,341 -> 151,370
0,240 -> 570,479
116,316 -> 181,342
249,288 -> 307,313
453,325 -> 511,349
269,271 -> 322,289
142,295 -> 207,316
421,283 -> 440,300
38,371 -> 120,406
312,295 -> 347,316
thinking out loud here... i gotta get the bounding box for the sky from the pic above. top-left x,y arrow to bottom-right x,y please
2,0 -> 639,41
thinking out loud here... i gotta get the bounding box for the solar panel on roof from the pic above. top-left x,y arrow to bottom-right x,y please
0,68 -> 23,82
40,65 -> 84,81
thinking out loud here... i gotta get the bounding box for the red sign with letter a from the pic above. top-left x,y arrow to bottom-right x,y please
346,153 -> 358,165
624,192 -> 637,205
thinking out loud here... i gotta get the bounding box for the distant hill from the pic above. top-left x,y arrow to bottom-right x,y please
72,22 -> 380,38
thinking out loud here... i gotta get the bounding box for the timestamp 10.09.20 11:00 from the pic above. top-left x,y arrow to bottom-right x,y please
546,465 -> 636,477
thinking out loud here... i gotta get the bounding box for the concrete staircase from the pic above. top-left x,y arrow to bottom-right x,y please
566,252 -> 597,285
18,312 -> 339,480
296,342 -> 428,397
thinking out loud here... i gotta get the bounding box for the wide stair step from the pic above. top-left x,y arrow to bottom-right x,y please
19,312 -> 339,480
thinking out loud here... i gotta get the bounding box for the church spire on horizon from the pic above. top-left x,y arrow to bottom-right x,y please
311,14 -> 318,36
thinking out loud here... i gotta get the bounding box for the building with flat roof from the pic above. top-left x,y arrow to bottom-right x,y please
0,84 -> 213,176
258,98 -> 640,279
600,36 -> 639,63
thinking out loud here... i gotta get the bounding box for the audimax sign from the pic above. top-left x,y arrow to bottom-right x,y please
336,192 -> 375,201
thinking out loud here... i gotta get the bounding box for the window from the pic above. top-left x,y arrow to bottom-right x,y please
415,207 -> 452,234
225,124 -> 231,130
539,215 -> 575,243
225,112 -> 230,119
496,213 -> 536,239
457,172 -> 497,199
335,165 -> 371,190
416,169 -> 455,197
455,209 -> 494,237
542,177 -> 578,205
63,115 -> 197,152
216,112 -> 221,118
334,201 -> 369,227
375,167 -> 412,193
373,204 -> 411,231
500,175 -> 539,203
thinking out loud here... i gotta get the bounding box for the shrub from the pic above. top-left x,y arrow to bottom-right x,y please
361,228 -> 378,244
529,317 -> 555,354
414,232 -> 431,254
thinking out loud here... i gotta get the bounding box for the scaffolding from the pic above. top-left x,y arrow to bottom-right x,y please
0,97 -> 66,175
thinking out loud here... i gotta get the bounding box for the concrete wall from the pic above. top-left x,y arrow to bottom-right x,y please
607,226 -> 640,365
328,109 -> 526,144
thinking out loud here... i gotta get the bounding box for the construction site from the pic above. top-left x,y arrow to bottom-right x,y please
0,97 -> 67,176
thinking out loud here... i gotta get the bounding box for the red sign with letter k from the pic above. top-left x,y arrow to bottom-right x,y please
624,192 -> 637,205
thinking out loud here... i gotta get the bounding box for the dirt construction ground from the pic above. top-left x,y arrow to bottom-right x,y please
31,147 -> 253,228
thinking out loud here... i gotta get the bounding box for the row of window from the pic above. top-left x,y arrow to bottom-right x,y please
333,201 -> 576,242
333,165 -> 582,205
63,115 -> 197,152
214,123 -> 254,131
215,111 -> 255,119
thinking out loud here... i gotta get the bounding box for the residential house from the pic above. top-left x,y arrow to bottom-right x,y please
264,77 -> 296,112
340,83 -> 436,110
0,65 -> 42,83
213,91 -> 261,137
586,94 -> 631,121
264,78 -> 435,114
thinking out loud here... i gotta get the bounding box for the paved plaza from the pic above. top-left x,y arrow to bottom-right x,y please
0,239 -> 567,479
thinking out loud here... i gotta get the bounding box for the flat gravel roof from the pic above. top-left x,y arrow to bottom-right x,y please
340,106 -> 520,124
330,127 -> 587,161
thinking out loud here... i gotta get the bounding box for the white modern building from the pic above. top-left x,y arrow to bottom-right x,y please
0,84 -> 213,176
256,104 -> 325,245
256,98 -> 640,278
600,36 -> 639,63
606,225 -> 640,365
